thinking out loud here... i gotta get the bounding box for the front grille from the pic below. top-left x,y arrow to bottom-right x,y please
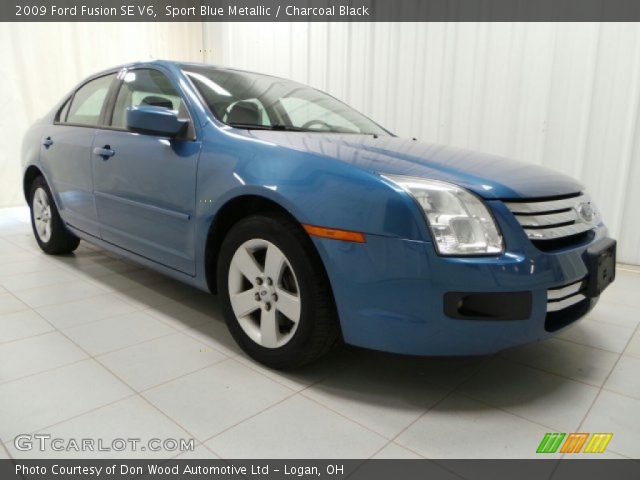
504,193 -> 599,249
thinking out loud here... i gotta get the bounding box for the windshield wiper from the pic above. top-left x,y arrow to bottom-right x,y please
228,123 -> 309,132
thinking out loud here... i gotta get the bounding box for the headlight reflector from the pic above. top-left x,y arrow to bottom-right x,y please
384,175 -> 504,256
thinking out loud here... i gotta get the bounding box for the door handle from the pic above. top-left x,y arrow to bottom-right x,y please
43,137 -> 53,148
93,145 -> 115,159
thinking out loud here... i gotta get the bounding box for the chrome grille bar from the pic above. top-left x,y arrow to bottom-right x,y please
547,294 -> 586,312
547,280 -> 584,301
504,193 -> 599,241
547,279 -> 587,312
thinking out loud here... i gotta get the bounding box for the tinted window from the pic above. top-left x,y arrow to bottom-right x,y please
66,74 -> 115,126
110,69 -> 189,129
182,66 -> 387,135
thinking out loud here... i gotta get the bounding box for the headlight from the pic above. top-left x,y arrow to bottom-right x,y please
384,175 -> 504,256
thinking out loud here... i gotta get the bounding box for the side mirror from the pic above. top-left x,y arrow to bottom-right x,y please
126,106 -> 188,138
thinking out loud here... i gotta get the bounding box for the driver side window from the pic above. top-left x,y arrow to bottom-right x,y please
110,69 -> 191,132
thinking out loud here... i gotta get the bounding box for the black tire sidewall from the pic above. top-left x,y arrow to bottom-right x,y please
29,176 -> 78,254
218,215 -> 328,367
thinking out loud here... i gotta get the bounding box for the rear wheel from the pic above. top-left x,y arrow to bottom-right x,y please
217,214 -> 339,369
29,176 -> 80,255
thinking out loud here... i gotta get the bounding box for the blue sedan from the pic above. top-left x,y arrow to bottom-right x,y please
21,60 -> 616,368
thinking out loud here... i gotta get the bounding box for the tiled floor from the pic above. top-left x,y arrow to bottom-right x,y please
0,206 -> 639,463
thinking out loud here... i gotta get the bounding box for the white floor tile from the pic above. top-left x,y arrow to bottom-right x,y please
97,333 -> 227,391
143,359 -> 293,441
205,395 -> 387,458
0,255 -> 63,277
0,292 -> 29,315
586,301 -> 639,329
94,269 -> 172,292
459,358 -> 599,431
235,346 -> 355,392
303,359 -> 449,438
0,360 -> 131,441
66,257 -> 141,278
0,269 -> 82,293
612,270 -> 640,293
4,232 -> 40,251
12,280 -> 107,309
63,311 -> 176,356
182,320 -> 243,358
144,301 -> 217,331
603,355 -> 640,400
371,442 -> 424,459
396,393 -> 552,460
8,396 -> 193,459
625,330 -> 640,358
501,338 -> 619,387
600,285 -> 640,309
35,293 -> 141,330
0,332 -> 87,383
0,251 -> 38,267
0,310 -> 54,343
145,280 -> 207,303
581,390 -> 640,459
557,318 -> 634,353
113,285 -> 177,309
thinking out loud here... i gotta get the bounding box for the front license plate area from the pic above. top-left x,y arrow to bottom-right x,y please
585,239 -> 616,298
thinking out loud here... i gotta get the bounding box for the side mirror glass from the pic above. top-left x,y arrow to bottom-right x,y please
126,105 -> 188,138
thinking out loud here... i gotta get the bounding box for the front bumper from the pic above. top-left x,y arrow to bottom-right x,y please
312,212 -> 611,356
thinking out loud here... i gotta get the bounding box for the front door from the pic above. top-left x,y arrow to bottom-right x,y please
92,68 -> 200,275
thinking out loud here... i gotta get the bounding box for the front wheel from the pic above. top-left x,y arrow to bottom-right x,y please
217,214 -> 339,369
29,176 -> 80,255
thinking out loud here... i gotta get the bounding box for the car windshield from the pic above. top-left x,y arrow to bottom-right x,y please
181,65 -> 388,135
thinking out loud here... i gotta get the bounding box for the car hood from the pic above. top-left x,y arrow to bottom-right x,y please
247,131 -> 584,199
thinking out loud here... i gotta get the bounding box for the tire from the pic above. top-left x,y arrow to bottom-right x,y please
29,176 -> 80,255
217,214 -> 339,369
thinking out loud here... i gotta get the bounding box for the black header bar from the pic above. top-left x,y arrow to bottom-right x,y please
2,459 -> 640,480
4,0 -> 640,22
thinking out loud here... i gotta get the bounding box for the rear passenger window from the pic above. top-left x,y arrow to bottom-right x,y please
65,74 -> 116,126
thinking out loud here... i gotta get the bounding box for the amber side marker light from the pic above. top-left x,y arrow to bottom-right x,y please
303,224 -> 366,243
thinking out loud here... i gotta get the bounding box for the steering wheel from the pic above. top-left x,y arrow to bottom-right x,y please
301,119 -> 332,131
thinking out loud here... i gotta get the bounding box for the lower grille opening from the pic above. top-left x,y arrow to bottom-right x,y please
545,298 -> 591,332
444,291 -> 532,321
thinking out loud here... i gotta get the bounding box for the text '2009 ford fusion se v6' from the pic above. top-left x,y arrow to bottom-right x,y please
22,60 -> 616,369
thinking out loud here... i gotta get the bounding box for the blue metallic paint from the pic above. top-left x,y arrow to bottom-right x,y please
21,60 -> 610,356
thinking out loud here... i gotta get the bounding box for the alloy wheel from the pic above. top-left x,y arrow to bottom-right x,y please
32,187 -> 52,243
227,238 -> 302,348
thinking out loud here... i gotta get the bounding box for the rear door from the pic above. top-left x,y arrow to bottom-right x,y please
92,68 -> 200,275
40,73 -> 117,237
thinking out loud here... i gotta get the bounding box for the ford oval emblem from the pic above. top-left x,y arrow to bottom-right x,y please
577,202 -> 595,223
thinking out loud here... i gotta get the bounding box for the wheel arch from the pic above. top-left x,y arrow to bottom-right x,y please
23,165 -> 45,205
203,194 -> 332,300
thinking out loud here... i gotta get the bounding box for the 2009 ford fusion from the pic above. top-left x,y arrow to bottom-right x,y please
22,61 -> 616,368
